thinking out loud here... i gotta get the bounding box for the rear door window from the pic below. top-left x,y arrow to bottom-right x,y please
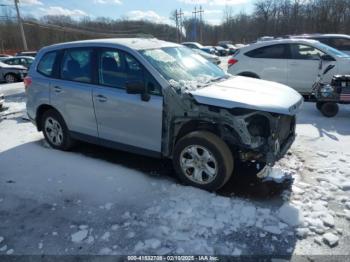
37,51 -> 57,77
245,44 -> 290,59
61,48 -> 93,83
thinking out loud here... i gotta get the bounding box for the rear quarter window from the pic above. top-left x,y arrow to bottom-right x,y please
37,52 -> 57,77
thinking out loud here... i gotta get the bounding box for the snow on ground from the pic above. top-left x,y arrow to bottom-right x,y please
0,89 -> 350,256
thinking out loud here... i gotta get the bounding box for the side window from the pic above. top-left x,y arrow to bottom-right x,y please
330,38 -> 350,51
125,53 -> 161,96
6,59 -> 13,65
291,44 -> 325,60
37,52 -> 57,77
98,49 -> 127,88
61,48 -> 92,83
125,54 -> 143,80
245,44 -> 289,59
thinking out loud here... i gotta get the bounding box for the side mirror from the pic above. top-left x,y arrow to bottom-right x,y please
321,54 -> 335,61
125,80 -> 150,102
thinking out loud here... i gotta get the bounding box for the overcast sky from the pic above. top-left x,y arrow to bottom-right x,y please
12,0 -> 253,26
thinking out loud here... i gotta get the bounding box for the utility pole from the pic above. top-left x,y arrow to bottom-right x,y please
14,0 -> 27,51
175,9 -> 184,43
192,6 -> 197,42
192,6 -> 204,43
199,6 -> 204,43
175,9 -> 179,42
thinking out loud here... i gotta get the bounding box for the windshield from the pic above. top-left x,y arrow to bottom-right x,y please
140,46 -> 226,90
316,42 -> 350,58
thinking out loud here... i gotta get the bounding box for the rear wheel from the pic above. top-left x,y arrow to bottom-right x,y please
320,102 -> 339,117
173,131 -> 234,191
41,109 -> 74,150
4,74 -> 18,83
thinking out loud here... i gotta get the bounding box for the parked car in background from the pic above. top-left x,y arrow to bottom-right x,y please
219,43 -> 237,55
26,38 -> 302,191
214,46 -> 228,56
0,54 -> 12,62
192,48 -> 221,65
227,39 -> 350,95
181,42 -> 204,50
234,44 -> 246,49
0,61 -> 27,83
290,34 -> 350,55
257,36 -> 275,42
15,51 -> 37,57
2,56 -> 34,69
0,93 -> 4,109
201,46 -> 216,55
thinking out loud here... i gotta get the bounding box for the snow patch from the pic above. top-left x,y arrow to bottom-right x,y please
71,229 -> 88,243
323,233 -> 339,247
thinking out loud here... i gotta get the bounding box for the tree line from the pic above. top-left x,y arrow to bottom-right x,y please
185,0 -> 350,45
0,0 -> 349,53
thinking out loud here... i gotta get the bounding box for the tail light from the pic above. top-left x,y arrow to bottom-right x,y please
228,58 -> 238,67
24,76 -> 32,91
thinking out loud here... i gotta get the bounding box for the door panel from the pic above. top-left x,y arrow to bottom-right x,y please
93,87 -> 163,152
50,79 -> 98,136
50,48 -> 98,136
252,58 -> 288,85
93,48 -> 163,153
245,44 -> 289,85
287,44 -> 326,94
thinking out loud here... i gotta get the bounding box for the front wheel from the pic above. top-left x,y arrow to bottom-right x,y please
173,131 -> 234,191
320,102 -> 339,117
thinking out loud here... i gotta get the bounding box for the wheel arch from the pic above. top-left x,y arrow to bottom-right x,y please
172,119 -> 242,158
36,104 -> 63,131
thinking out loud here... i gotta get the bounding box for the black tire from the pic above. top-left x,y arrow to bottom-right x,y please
4,73 -> 18,83
316,101 -> 324,111
41,109 -> 74,150
320,102 -> 339,117
173,131 -> 234,191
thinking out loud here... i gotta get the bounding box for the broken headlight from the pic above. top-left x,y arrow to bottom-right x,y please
247,115 -> 270,138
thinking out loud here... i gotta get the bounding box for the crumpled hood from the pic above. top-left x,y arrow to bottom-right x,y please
188,76 -> 303,115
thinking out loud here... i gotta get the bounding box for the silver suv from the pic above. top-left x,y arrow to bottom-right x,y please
26,38 -> 303,191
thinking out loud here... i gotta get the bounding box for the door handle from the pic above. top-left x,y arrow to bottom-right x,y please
53,86 -> 62,93
289,62 -> 298,66
96,94 -> 107,102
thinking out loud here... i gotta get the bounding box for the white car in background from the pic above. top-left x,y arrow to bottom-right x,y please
227,39 -> 350,95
